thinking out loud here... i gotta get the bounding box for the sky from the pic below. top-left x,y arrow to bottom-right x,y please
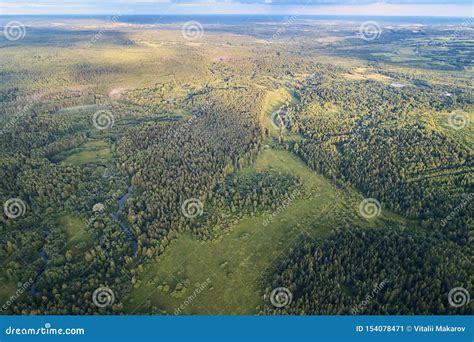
0,0 -> 472,16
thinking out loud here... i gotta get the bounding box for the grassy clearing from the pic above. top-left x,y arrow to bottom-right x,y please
343,67 -> 392,82
56,104 -> 100,115
124,148 -> 397,315
260,88 -> 302,145
60,140 -> 111,166
55,213 -> 91,257
0,281 -> 18,305
437,110 -> 474,151
260,88 -> 292,134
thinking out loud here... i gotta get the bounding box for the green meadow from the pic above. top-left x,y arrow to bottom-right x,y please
59,140 -> 112,166
125,148 -> 408,314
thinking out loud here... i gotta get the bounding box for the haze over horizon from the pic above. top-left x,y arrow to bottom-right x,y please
0,0 -> 472,17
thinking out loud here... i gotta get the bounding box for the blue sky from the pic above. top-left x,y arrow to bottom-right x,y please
0,0 -> 472,16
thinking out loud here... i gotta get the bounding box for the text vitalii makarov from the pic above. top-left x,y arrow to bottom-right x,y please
414,325 -> 466,332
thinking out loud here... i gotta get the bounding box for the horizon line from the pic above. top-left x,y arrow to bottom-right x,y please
0,13 -> 471,18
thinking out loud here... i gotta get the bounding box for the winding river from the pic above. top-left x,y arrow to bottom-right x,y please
30,187 -> 137,295
30,234 -> 49,295
110,186 -> 138,255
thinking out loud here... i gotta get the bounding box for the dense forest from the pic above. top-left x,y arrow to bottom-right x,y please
286,66 -> 473,235
262,229 -> 473,315
0,16 -> 472,315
